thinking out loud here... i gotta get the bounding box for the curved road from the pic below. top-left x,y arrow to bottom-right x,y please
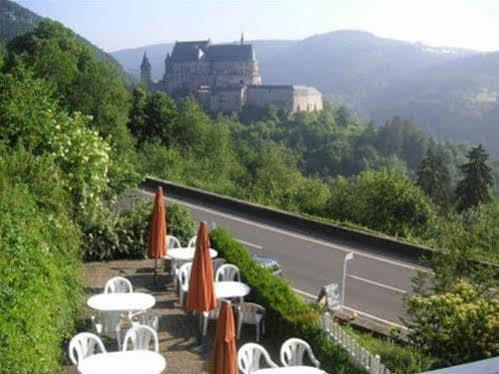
140,189 -> 427,326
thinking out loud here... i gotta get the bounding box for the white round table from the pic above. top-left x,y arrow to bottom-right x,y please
254,367 -> 327,374
165,247 -> 218,261
78,351 -> 166,374
87,293 -> 156,312
215,281 -> 251,299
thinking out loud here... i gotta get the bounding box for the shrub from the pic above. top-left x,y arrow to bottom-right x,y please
0,150 -> 83,373
327,170 -> 436,238
210,227 -> 363,374
83,198 -> 196,261
405,281 -> 499,366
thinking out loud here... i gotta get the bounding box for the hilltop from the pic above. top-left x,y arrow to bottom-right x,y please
0,0 -> 128,76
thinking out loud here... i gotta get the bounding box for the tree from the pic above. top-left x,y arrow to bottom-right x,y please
416,149 -> 451,210
455,145 -> 494,212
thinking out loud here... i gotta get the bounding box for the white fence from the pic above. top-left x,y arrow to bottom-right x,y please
321,312 -> 392,374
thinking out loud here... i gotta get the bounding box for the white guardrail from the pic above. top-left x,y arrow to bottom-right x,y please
321,312 -> 392,374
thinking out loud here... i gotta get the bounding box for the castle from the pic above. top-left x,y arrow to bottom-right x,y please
140,36 -> 323,113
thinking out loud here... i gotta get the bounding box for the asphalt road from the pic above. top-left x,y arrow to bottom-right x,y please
140,190 -> 426,326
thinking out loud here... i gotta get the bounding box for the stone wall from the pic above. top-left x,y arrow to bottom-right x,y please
209,87 -> 245,112
246,85 -> 294,111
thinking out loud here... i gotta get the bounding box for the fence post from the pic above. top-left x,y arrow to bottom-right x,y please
370,354 -> 381,374
323,312 -> 331,332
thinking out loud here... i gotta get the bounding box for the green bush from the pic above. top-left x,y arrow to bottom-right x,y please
0,149 -> 83,373
327,170 -> 436,238
210,227 -> 363,374
83,199 -> 196,261
405,281 -> 499,366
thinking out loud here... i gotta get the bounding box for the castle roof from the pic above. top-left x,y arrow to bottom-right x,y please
171,40 -> 210,62
170,40 -> 255,62
206,44 -> 254,62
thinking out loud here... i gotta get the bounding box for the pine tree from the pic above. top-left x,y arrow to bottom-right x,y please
455,145 -> 494,212
416,149 -> 451,209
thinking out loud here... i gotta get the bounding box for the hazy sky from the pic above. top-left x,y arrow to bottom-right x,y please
16,0 -> 499,52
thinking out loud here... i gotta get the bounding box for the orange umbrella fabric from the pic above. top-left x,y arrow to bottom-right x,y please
147,186 -> 167,259
209,300 -> 237,374
186,222 -> 216,313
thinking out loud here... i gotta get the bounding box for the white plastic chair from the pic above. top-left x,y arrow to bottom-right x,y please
212,258 -> 227,279
178,262 -> 192,306
280,338 -> 320,368
104,276 -> 133,294
167,235 -> 182,290
238,343 -> 278,374
122,324 -> 159,353
68,332 -> 106,367
117,312 -> 160,350
187,235 -> 197,248
166,235 -> 181,249
215,264 -> 241,282
237,302 -> 266,341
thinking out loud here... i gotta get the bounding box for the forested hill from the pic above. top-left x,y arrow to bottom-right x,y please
0,0 -> 127,76
112,31 -> 499,153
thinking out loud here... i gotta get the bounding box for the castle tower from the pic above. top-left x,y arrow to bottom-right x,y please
140,52 -> 152,86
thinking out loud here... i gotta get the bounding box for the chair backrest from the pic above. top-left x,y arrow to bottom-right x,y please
238,343 -> 278,374
104,276 -> 133,294
178,262 -> 192,291
215,264 -> 241,282
123,324 -> 159,352
68,332 -> 106,366
140,311 -> 160,332
212,258 -> 227,278
187,235 -> 197,248
166,235 -> 181,249
238,302 -> 265,324
280,338 -> 320,368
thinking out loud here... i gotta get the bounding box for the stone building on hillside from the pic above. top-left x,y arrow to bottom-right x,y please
140,36 -> 323,113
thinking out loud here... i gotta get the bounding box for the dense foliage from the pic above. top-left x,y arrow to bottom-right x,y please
405,282 -> 498,366
0,147 -> 83,373
455,145 -> 494,212
83,199 -> 196,261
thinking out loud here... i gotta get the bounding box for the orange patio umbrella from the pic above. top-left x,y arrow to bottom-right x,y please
148,186 -> 167,283
186,222 -> 216,314
209,300 -> 237,374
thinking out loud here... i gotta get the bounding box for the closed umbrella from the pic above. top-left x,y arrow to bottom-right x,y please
148,186 -> 167,285
186,221 -> 216,314
209,300 -> 237,374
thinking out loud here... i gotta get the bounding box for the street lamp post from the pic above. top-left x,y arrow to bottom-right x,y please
341,252 -> 354,309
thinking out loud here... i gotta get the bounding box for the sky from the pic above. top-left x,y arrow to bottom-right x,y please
15,0 -> 499,52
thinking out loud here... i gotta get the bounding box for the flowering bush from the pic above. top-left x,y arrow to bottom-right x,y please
405,281 -> 499,365
0,68 -> 111,217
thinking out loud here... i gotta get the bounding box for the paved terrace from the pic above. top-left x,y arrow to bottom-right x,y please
65,259 -> 281,374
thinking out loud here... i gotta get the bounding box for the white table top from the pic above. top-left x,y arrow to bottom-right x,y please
78,351 -> 166,374
254,367 -> 327,374
215,281 -> 251,299
165,247 -> 218,261
87,292 -> 155,312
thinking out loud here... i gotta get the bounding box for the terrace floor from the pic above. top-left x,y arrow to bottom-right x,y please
65,259 -> 280,374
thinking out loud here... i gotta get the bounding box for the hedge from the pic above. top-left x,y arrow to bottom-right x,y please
210,227 -> 365,374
